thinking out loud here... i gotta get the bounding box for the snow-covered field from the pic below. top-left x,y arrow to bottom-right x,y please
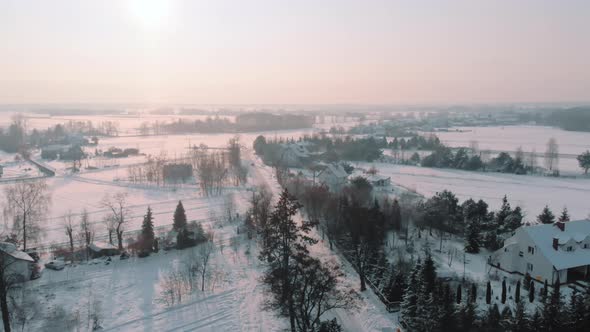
356,162 -> 590,221
428,125 -> 590,174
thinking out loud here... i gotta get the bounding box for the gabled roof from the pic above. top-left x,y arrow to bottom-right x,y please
319,164 -> 348,179
282,143 -> 310,158
0,242 -> 34,262
366,174 -> 391,183
523,220 -> 590,270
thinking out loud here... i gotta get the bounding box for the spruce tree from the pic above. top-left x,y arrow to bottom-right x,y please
567,288 -> 584,330
558,207 -> 570,223
515,280 -> 521,303
465,220 -> 481,254
495,195 -> 512,230
401,264 -> 420,330
530,310 -> 542,330
542,280 -> 548,302
501,279 -> 507,304
470,283 -> 477,303
173,201 -> 188,231
537,205 -> 556,224
486,303 -> 501,329
508,297 -> 529,332
141,206 -> 155,252
459,296 -> 476,331
486,281 -> 492,304
500,306 -> 513,330
438,283 -> 456,331
456,284 -> 462,304
421,254 -> 437,293
529,281 -> 535,303
541,277 -> 563,331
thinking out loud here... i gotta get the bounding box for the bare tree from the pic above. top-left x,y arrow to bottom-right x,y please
101,192 -> 130,250
188,237 -> 215,292
102,215 -> 116,246
3,180 -> 51,250
223,193 -> 236,223
527,148 -> 538,173
62,210 -> 76,264
78,209 -> 94,249
544,137 -> 559,172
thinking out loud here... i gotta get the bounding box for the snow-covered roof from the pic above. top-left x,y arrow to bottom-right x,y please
524,220 -> 590,270
282,143 -> 311,158
88,242 -> 119,252
320,164 -> 348,179
366,174 -> 391,183
0,242 -> 34,262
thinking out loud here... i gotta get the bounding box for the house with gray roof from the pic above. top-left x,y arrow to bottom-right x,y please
490,219 -> 590,284
0,242 -> 35,282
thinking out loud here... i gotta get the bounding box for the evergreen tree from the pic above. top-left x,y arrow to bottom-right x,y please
500,306 -> 513,330
421,253 -> 437,293
173,201 -> 187,231
541,277 -> 563,331
501,279 -> 507,304
537,205 -> 556,224
508,298 -> 529,332
465,220 -> 481,254
258,189 -> 317,332
505,206 -> 524,232
391,199 -> 402,231
558,207 -> 570,223
438,283 -> 456,331
567,288 -> 584,330
459,297 -> 476,331
530,310 -> 542,331
529,281 -> 535,303
495,195 -> 512,230
581,287 -> 590,330
401,263 -> 420,330
470,283 -> 477,303
486,281 -> 492,304
141,206 -> 155,252
456,284 -> 462,304
515,280 -> 521,303
542,280 -> 548,302
485,303 -> 501,330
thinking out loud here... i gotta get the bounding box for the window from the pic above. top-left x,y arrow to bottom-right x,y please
585,244 -> 588,249
527,263 -> 534,272
519,251 -> 524,257
528,246 -> 535,255
567,246 -> 574,252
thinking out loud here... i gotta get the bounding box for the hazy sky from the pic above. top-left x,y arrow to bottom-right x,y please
1,0 -> 589,105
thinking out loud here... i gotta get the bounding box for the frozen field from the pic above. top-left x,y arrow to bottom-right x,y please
357,162 -> 590,221
428,125 -> 590,174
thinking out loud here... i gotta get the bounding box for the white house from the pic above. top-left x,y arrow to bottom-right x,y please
490,220 -> 590,284
0,242 -> 35,282
365,174 -> 391,187
317,164 -> 349,192
280,143 -> 312,167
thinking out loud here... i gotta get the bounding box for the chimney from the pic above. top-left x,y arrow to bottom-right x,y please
556,221 -> 565,232
553,237 -> 559,251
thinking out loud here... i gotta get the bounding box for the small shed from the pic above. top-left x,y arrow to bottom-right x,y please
88,242 -> 120,259
0,242 -> 35,282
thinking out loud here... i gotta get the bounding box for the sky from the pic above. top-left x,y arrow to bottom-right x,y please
0,0 -> 589,105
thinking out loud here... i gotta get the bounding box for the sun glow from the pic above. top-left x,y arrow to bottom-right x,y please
128,0 -> 172,30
